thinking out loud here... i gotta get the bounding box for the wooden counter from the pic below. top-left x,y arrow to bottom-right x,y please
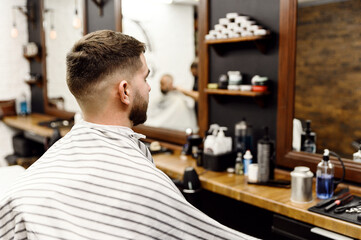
154,152 -> 361,239
3,113 -> 361,238
3,113 -> 71,138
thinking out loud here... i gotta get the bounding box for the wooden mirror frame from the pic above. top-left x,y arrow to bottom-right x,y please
41,0 -> 187,146
276,0 -> 361,184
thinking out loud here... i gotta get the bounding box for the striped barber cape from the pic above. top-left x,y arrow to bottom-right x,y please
0,120 -> 258,240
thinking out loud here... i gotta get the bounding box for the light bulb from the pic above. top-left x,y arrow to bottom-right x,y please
11,27 -> 18,38
50,29 -> 57,39
73,16 -> 81,29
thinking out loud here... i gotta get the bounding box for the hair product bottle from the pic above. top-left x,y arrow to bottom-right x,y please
243,150 -> 253,176
235,152 -> 243,175
257,127 -> 274,183
234,118 -> 252,154
301,120 -> 316,153
316,149 -> 334,199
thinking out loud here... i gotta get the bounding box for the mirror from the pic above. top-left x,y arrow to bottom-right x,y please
293,0 -> 360,160
122,0 -> 199,134
43,0 -> 84,115
277,0 -> 361,183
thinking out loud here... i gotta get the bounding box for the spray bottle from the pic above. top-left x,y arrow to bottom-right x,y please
316,149 -> 334,199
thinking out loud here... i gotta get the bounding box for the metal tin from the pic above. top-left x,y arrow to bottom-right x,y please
290,166 -> 314,203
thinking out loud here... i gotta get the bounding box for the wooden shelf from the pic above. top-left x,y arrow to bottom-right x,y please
205,34 -> 270,45
205,88 -> 269,97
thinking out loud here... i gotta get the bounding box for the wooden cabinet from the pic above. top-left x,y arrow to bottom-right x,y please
198,0 -> 279,142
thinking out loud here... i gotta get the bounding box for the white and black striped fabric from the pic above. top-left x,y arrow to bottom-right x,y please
0,120 -> 258,240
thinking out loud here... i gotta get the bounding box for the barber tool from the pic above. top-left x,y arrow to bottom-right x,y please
324,194 -> 353,212
334,200 -> 361,214
314,188 -> 350,208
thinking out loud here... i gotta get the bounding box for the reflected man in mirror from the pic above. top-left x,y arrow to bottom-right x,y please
0,30 -> 258,240
146,74 -> 198,133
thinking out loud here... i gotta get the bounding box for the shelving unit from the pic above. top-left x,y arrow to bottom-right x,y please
205,88 -> 269,97
198,0 -> 276,136
205,34 -> 270,54
205,34 -> 270,45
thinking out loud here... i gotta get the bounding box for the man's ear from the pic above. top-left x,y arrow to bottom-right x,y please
118,80 -> 131,105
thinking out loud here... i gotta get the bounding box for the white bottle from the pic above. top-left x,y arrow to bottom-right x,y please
353,147 -> 361,163
204,124 -> 219,154
243,150 -> 253,175
213,127 -> 232,155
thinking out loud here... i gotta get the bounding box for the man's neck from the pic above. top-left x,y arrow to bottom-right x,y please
83,112 -> 132,128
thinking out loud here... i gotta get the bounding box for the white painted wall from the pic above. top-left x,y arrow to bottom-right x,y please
0,0 -> 30,166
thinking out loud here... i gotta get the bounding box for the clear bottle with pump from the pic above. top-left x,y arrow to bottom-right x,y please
204,124 -> 219,154
316,149 -> 334,199
235,152 -> 243,175
235,118 -> 252,154
301,120 -> 316,153
243,150 -> 253,176
213,127 -> 232,155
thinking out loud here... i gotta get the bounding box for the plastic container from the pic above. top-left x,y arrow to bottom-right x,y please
203,151 -> 236,172
243,150 -> 253,175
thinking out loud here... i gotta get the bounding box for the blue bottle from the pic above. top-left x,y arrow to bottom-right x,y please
316,149 -> 334,199
243,150 -> 253,176
19,93 -> 28,116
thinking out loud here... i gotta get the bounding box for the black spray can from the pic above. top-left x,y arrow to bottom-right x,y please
257,127 -> 274,182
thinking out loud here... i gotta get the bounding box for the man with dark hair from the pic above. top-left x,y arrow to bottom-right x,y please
0,30 -> 257,240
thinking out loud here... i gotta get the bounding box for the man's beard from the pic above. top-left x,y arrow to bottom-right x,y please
129,90 -> 148,126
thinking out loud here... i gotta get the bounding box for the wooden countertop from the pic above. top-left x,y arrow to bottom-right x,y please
3,113 -> 361,238
154,152 -> 361,239
3,113 -> 71,138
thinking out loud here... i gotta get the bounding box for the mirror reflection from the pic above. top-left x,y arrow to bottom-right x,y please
293,0 -> 361,160
44,0 -> 83,113
122,0 -> 199,133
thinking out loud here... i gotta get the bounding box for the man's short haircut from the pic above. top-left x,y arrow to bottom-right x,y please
66,30 -> 146,100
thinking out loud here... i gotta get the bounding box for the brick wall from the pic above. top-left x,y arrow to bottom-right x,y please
0,0 -> 30,166
295,0 -> 361,158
